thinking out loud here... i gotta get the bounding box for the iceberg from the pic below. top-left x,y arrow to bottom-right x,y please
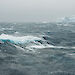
57,16 -> 75,23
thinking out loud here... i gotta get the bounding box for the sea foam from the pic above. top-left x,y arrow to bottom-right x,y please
0,34 -> 41,44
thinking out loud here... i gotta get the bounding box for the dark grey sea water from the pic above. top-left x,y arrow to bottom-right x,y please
0,22 -> 75,75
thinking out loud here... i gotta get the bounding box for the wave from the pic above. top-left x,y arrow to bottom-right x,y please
0,34 -> 52,50
0,34 -> 75,50
0,34 -> 41,44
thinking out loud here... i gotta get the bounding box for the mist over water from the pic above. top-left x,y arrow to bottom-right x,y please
0,0 -> 75,22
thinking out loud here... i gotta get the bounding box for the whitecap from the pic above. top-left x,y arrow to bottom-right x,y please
0,34 -> 42,44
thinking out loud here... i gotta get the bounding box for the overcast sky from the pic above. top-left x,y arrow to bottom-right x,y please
0,0 -> 75,22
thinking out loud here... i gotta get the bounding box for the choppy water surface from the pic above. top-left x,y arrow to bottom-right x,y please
0,22 -> 75,75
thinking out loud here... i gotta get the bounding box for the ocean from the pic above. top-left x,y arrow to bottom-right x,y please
0,22 -> 75,75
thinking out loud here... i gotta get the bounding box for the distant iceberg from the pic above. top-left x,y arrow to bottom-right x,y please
57,16 -> 75,23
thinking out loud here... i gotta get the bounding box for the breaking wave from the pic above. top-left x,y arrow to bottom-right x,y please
0,34 -> 42,44
0,34 -> 53,50
0,34 -> 75,50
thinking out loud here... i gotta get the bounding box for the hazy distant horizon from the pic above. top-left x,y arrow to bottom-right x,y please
0,0 -> 75,22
